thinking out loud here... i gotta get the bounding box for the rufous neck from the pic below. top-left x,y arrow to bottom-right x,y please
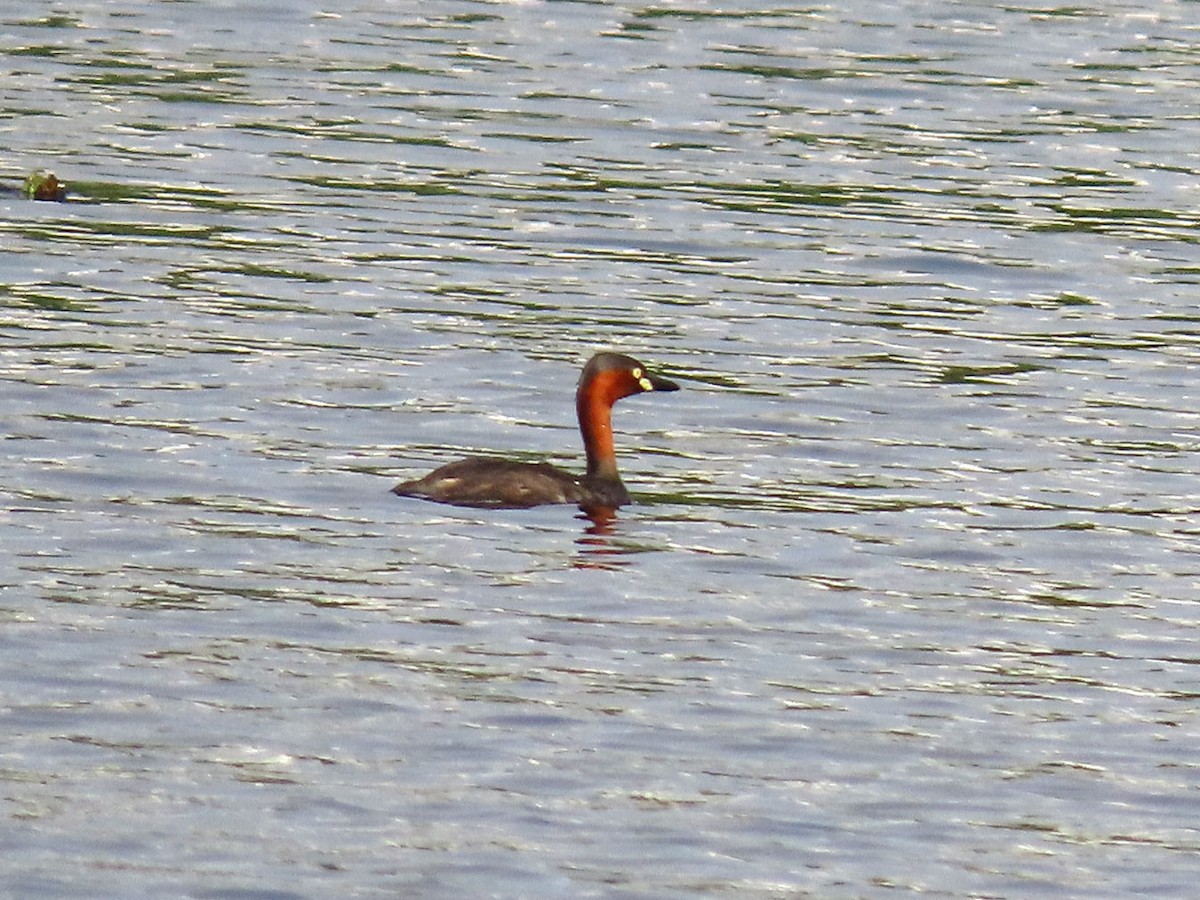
577,389 -> 619,481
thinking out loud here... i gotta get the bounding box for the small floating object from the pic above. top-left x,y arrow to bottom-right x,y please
24,170 -> 66,201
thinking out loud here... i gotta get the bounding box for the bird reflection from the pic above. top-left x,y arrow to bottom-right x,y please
573,505 -> 627,569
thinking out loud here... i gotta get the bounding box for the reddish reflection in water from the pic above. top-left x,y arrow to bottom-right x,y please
574,505 -> 625,568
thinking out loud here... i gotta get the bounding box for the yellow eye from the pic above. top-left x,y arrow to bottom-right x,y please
631,367 -> 642,379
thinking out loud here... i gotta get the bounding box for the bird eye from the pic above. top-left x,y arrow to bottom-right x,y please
631,368 -> 642,379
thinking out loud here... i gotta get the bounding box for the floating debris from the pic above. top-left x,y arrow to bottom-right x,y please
24,170 -> 66,201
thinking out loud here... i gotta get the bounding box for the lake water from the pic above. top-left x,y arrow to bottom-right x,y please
3,1 -> 1200,897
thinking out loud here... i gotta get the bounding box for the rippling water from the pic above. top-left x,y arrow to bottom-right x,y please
3,2 -> 1200,897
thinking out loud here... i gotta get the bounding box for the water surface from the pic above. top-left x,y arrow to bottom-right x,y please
3,2 -> 1200,897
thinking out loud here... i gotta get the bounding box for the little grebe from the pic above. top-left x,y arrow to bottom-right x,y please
392,352 -> 679,510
